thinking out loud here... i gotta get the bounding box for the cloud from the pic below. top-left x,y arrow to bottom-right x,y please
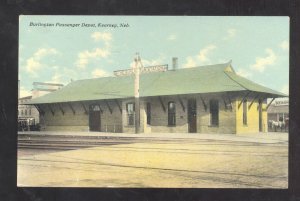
182,45 -> 217,68
197,45 -> 216,62
19,86 -> 31,98
236,69 -> 252,78
25,48 -> 58,74
280,84 -> 289,95
91,32 -> 112,45
279,40 -> 289,51
223,28 -> 237,40
45,67 -> 81,86
167,34 -> 177,41
63,68 -> 80,81
75,32 -> 113,69
34,48 -> 58,59
183,57 -> 197,68
25,58 -> 42,74
92,69 -> 110,78
76,48 -> 110,69
250,48 -> 277,72
50,72 -> 63,83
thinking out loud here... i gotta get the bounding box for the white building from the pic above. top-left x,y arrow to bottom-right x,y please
18,82 -> 64,130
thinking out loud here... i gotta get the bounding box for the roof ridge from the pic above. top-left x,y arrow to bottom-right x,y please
177,61 -> 231,71
223,71 -> 248,91
225,71 -> 287,97
69,61 -> 233,84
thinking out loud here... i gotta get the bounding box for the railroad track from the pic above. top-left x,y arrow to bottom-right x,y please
18,134 -> 142,150
17,133 -> 191,150
18,133 -> 283,150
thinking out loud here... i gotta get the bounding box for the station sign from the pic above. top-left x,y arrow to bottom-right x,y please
274,99 -> 289,106
114,65 -> 168,77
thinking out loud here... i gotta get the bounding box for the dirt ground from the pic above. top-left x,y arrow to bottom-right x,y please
17,133 -> 288,188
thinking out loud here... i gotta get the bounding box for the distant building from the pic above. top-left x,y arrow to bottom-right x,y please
26,61 -> 286,134
18,96 -> 39,122
18,82 -> 63,131
267,99 -> 289,122
267,99 -> 289,132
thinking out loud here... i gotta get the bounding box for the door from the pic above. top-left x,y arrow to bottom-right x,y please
188,99 -> 197,133
258,100 -> 262,132
89,104 -> 101,131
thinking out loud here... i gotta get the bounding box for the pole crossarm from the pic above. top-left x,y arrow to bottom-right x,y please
113,65 -> 168,76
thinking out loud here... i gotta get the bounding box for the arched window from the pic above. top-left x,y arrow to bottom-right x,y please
90,104 -> 101,111
168,102 -> 176,126
126,103 -> 135,125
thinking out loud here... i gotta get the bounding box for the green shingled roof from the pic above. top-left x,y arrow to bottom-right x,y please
27,61 -> 286,104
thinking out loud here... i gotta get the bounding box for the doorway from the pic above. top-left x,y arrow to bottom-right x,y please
188,99 -> 197,133
89,104 -> 101,131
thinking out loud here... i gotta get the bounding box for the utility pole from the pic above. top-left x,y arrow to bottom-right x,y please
134,53 -> 143,134
113,54 -> 168,133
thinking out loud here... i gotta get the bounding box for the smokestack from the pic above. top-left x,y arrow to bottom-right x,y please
172,57 -> 178,71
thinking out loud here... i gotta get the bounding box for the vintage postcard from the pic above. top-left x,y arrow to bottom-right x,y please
17,16 -> 289,188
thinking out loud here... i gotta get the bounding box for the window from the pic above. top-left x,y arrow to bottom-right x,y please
210,100 -> 219,126
29,109 -> 31,116
21,110 -> 23,115
146,102 -> 151,125
126,103 -> 135,126
25,110 -> 27,116
90,104 -> 101,111
243,100 -> 247,125
168,102 -> 176,126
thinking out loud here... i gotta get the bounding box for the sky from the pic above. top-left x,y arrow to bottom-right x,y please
19,16 -> 289,98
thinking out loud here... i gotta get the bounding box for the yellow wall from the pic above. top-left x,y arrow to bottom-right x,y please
236,99 -> 268,134
197,94 -> 236,134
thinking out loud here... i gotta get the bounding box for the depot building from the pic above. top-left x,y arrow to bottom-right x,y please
27,61 -> 286,134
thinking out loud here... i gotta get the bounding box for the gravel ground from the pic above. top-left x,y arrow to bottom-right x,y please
17,132 -> 288,188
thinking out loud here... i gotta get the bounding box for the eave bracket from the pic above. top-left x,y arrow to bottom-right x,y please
158,96 -> 166,112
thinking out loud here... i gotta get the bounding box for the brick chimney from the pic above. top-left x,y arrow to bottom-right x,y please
172,57 -> 178,70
